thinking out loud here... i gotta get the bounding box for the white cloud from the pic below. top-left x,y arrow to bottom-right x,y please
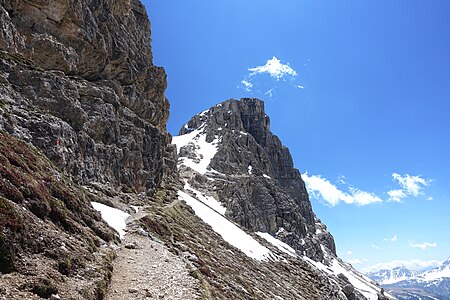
264,88 -> 274,99
390,234 -> 397,242
408,241 -> 437,250
239,56 -> 304,96
347,250 -> 353,255
372,245 -> 381,250
388,173 -> 430,202
362,259 -> 442,273
302,172 -> 382,207
387,189 -> 406,203
427,196 -> 433,201
248,56 -> 297,80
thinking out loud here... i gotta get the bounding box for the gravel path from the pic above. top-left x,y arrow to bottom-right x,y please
106,215 -> 200,300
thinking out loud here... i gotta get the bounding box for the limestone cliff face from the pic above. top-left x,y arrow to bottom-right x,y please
173,98 -> 390,300
178,98 -> 336,261
0,0 -> 169,193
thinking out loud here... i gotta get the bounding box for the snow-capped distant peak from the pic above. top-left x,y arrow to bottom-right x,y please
367,266 -> 417,285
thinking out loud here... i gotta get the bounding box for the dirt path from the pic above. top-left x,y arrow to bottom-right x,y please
106,208 -> 200,300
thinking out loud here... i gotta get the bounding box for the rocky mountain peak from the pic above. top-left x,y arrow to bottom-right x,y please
176,98 -> 336,261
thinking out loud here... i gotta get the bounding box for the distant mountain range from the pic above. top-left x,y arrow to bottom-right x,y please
367,258 -> 450,299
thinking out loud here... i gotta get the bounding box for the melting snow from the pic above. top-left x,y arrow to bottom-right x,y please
172,127 -> 220,175
91,202 -> 130,239
303,257 -> 385,300
178,190 -> 274,261
184,183 -> 226,215
256,232 -> 297,257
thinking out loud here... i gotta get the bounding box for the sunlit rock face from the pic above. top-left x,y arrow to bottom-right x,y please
0,0 -> 171,193
175,98 -> 336,262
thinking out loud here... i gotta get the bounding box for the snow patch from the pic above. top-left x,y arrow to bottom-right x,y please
256,232 -> 297,257
303,257 -> 386,300
178,190 -> 274,261
248,165 -> 253,175
184,183 -> 226,215
263,174 -> 271,179
172,127 -> 220,175
91,202 -> 130,239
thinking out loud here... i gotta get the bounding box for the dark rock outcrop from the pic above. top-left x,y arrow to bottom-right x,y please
0,0 -> 174,298
0,0 -> 170,194
178,98 -> 336,262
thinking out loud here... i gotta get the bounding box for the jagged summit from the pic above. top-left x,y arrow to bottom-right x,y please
173,98 -> 391,300
174,98 -> 336,261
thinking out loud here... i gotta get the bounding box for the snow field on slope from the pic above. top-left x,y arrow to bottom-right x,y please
91,202 -> 130,239
177,190 -> 274,261
303,256 -> 385,300
184,183 -> 226,215
256,232 -> 297,257
420,265 -> 450,281
172,127 -> 220,175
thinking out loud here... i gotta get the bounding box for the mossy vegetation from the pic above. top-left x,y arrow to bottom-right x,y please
0,196 -> 24,273
153,187 -> 167,203
0,131 -> 114,278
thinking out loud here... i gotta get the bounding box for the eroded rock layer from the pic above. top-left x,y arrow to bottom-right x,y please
178,98 -> 336,261
0,0 -> 170,193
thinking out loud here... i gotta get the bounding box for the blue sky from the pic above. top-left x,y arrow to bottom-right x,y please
144,0 -> 450,272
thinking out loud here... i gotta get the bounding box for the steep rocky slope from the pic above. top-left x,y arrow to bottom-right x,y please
1,0 -> 395,299
0,132 -> 116,299
0,0 -> 174,298
173,98 -> 392,300
0,0 -> 170,193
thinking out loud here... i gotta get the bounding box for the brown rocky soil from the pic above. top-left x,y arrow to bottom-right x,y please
106,231 -> 200,300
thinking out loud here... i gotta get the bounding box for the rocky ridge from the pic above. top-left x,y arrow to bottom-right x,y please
173,98 -> 392,300
0,0 -> 170,194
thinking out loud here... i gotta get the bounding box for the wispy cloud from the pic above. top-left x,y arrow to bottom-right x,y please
362,259 -> 442,273
347,250 -> 353,255
372,244 -> 381,250
248,56 -> 297,80
241,79 -> 253,92
388,173 -> 430,202
302,172 -> 382,207
408,241 -> 437,250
